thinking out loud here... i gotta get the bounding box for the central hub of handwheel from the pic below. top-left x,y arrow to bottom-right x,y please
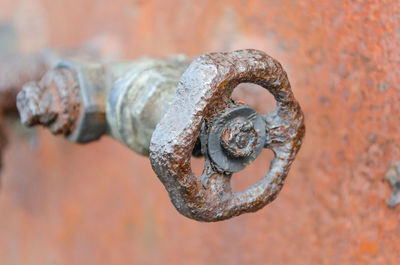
220,118 -> 258,158
208,105 -> 266,173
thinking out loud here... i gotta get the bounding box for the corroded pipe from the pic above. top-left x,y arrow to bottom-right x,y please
17,55 -> 189,147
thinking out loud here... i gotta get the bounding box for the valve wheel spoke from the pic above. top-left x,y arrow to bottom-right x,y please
262,111 -> 290,148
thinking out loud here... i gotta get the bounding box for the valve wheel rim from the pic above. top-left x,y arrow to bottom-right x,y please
150,49 -> 305,222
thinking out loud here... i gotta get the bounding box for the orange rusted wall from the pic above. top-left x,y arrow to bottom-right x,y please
0,0 -> 399,264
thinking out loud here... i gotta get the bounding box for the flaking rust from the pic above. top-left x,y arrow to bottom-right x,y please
17,68 -> 81,136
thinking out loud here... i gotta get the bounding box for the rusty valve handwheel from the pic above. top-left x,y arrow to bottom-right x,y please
150,49 -> 305,222
16,48 -> 304,222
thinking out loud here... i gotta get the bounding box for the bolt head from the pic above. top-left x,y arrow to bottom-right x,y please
220,118 -> 257,158
207,105 -> 266,173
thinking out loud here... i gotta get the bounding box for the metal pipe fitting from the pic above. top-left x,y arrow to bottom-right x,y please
16,49 -> 305,222
17,56 -> 190,148
0,46 -> 110,175
106,55 -> 189,155
17,60 -> 138,142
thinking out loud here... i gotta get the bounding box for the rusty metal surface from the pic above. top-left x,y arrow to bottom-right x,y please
150,49 -> 304,221
17,68 -> 81,136
16,60 -> 139,143
0,0 -> 399,264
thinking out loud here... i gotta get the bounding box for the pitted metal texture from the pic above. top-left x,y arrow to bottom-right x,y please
149,49 -> 305,222
16,67 -> 81,136
16,60 -> 137,143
